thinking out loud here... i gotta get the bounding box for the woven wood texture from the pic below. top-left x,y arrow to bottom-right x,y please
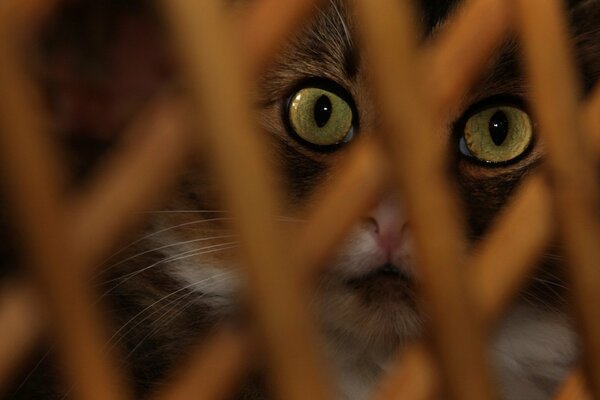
0,0 -> 598,399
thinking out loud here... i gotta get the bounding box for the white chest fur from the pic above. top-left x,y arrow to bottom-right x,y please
329,305 -> 577,400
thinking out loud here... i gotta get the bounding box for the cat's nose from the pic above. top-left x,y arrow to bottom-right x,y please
363,198 -> 413,265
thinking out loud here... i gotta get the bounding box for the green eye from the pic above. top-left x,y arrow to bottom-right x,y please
460,105 -> 533,164
288,87 -> 355,147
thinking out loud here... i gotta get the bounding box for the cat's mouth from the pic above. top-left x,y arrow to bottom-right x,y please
345,262 -> 413,289
342,262 -> 417,308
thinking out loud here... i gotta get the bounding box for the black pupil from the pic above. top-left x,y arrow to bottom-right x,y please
489,110 -> 509,146
314,95 -> 332,128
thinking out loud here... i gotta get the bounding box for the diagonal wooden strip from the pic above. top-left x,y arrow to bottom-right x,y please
514,0 -> 600,396
0,282 -> 41,393
160,1 -> 333,400
238,0 -> 325,76
372,342 -> 439,400
152,330 -> 249,400
0,0 -> 61,37
0,24 -> 66,212
554,369 -> 592,400
426,0 -> 512,116
71,96 -> 189,271
354,1 -> 497,399
469,174 -> 553,324
0,9 -> 130,400
298,139 -> 385,282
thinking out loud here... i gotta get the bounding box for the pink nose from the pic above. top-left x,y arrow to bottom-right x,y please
364,198 -> 411,263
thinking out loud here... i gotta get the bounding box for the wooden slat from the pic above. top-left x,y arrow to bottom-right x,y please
298,139 -> 385,282
0,0 -> 61,37
0,282 -> 40,392
239,0 -> 325,76
71,96 -> 189,271
372,342 -> 439,400
354,1 -> 497,399
514,0 -> 600,396
160,1 -> 333,400
0,7 -> 129,400
469,175 -> 553,324
152,330 -> 249,400
426,0 -> 512,116
554,369 -> 592,400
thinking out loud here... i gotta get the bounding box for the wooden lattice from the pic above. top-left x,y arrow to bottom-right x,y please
0,0 -> 599,399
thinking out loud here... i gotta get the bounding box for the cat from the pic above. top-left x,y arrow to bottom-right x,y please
11,0 -> 600,399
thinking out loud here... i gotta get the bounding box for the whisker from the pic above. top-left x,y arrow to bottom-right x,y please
142,210 -> 233,214
142,210 -> 306,224
124,271 -> 235,361
108,271 -> 234,353
125,294 -> 201,360
95,234 -> 237,278
540,252 -> 564,263
99,242 -> 239,293
522,288 -> 566,312
98,217 -> 234,267
57,268 -> 234,400
9,251 -> 200,395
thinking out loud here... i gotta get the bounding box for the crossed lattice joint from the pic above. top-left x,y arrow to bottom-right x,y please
0,0 -> 599,399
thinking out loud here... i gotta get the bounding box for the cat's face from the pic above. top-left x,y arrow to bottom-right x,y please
136,0 -> 600,352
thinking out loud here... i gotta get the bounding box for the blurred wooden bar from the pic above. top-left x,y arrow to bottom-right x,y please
153,330 -> 249,400
373,342 -> 439,400
160,1 -> 333,400
554,369 -> 592,400
515,0 -> 600,397
72,96 -> 189,272
427,0 -> 512,116
0,2 -> 129,399
354,1 -> 497,399
0,0 -> 61,38
298,139 -> 385,282
239,0 -> 325,76
469,175 -> 553,324
0,282 -> 40,393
